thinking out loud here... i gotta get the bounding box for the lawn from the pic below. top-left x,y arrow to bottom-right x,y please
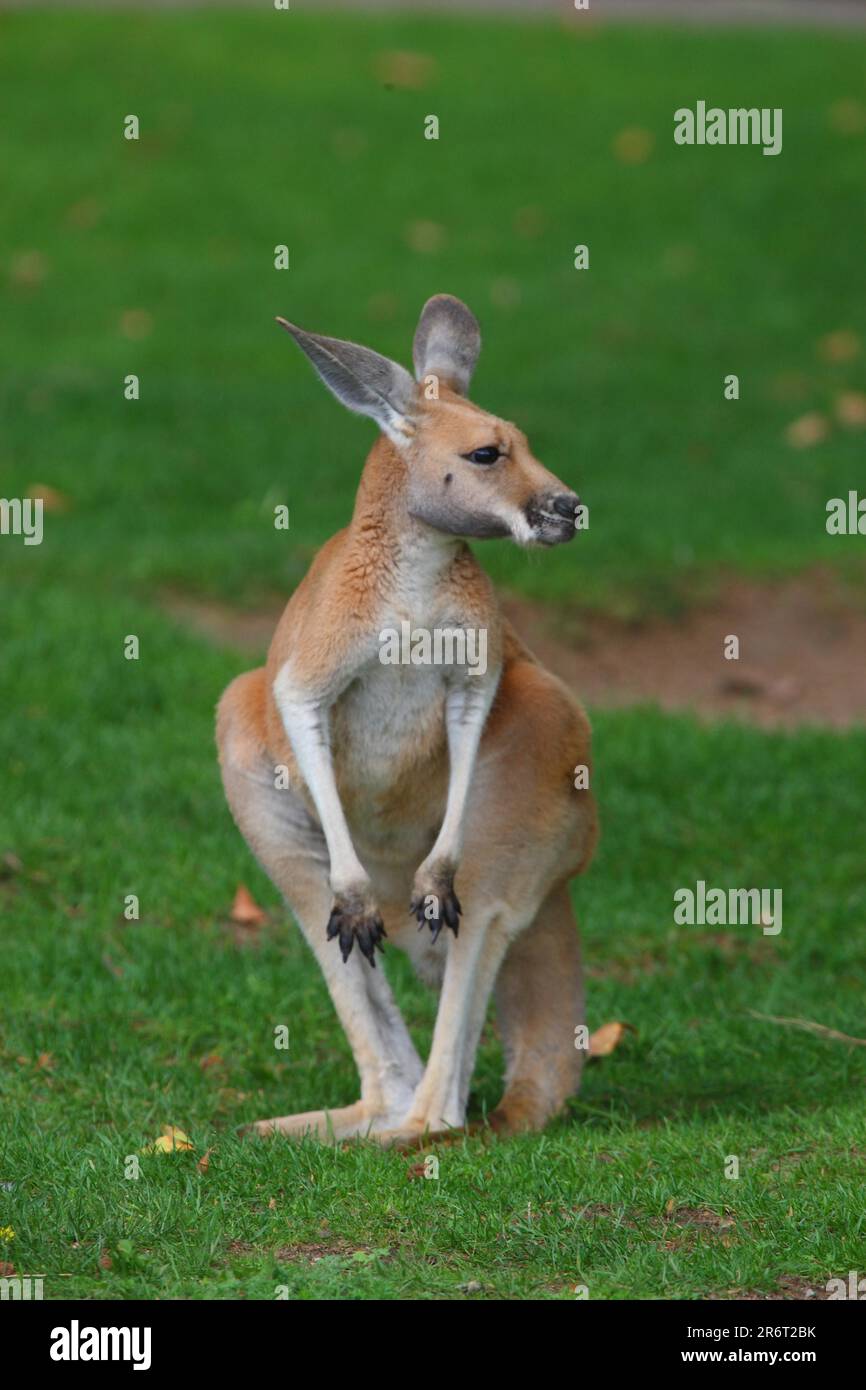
1,10 -> 866,1300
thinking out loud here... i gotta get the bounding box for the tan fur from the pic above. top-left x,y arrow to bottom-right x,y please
216,298 -> 596,1144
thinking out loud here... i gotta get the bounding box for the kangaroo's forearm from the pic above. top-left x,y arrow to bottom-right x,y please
272,674 -> 367,894
430,673 -> 500,870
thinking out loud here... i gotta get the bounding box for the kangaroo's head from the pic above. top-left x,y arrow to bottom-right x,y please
277,294 -> 580,547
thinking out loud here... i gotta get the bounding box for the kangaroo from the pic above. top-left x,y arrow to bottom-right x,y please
216,294 -> 597,1145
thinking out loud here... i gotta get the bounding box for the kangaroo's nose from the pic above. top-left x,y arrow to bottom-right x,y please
552,493 -> 580,520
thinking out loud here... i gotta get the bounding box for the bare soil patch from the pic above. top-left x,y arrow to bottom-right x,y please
162,567 -> 866,730
710,1276 -> 832,1301
225,1237 -> 379,1264
504,570 -> 866,730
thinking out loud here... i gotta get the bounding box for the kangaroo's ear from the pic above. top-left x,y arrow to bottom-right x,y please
277,318 -> 418,443
412,294 -> 481,396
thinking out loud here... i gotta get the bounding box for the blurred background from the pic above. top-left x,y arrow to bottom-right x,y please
3,1 -> 866,688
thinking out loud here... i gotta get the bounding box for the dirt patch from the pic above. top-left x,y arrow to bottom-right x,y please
271,1240 -> 378,1263
163,591 -> 282,653
225,1237 -> 380,1265
504,569 -> 866,730
162,566 -> 866,730
711,1276 -> 832,1301
656,1205 -> 739,1251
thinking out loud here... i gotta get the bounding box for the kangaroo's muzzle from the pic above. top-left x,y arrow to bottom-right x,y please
525,491 -> 581,545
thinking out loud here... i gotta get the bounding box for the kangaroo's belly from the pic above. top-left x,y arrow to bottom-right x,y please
332,661 -> 450,853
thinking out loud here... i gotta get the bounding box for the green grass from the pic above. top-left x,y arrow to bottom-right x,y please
2,11 -> 866,1300
3,578 -> 866,1299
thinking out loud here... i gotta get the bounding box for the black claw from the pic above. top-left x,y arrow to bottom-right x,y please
442,895 -> 460,933
327,902 -> 386,967
409,885 -> 462,942
326,908 -> 344,944
339,921 -> 354,964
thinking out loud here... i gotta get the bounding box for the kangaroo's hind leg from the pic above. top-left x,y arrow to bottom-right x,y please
489,883 -> 586,1134
217,669 -> 423,1139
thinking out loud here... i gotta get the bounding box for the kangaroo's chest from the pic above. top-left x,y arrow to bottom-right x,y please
336,658 -> 447,771
332,587 -> 477,825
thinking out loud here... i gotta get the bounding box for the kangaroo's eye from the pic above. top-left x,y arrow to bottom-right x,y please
464,446 -> 501,465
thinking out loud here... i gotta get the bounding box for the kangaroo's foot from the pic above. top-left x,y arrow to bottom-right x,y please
370,1118 -> 463,1150
242,1100 -> 401,1142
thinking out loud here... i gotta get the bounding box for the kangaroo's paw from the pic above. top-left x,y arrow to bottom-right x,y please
326,890 -> 386,966
409,861 -> 461,942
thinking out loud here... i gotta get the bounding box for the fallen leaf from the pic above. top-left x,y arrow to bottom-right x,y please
513,206 -> 547,240
374,50 -> 437,90
0,1261 -> 14,1277
199,1053 -> 224,1071
197,1147 -> 214,1174
406,1162 -> 427,1180
26,483 -> 71,513
98,1250 -> 112,1270
784,413 -> 829,449
613,127 -> 655,164
817,329 -> 860,363
142,1125 -> 194,1154
35,1052 -> 54,1071
828,99 -> 866,135
230,884 -> 266,926
120,309 -> 153,341
588,1020 -> 635,1056
835,391 -> 866,428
